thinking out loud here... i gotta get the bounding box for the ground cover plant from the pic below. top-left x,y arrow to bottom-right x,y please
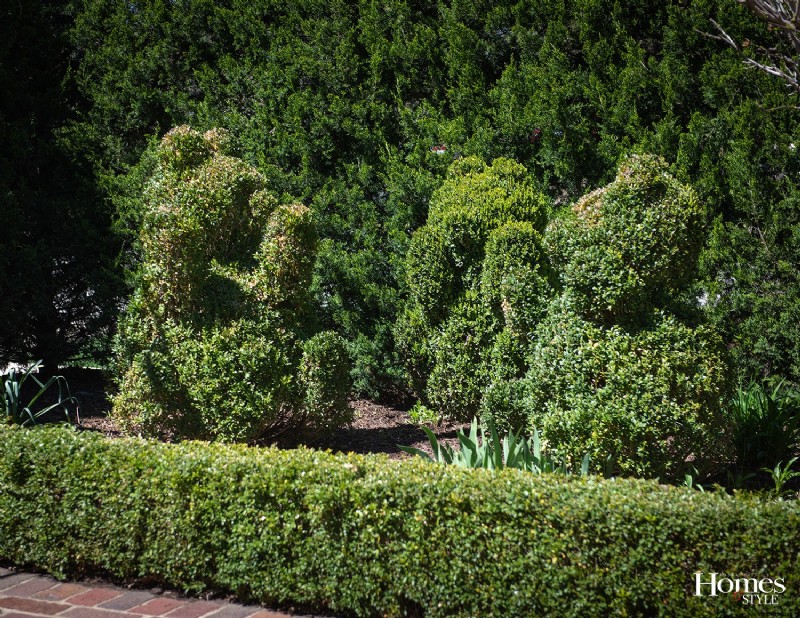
113,126 -> 351,442
729,381 -> 800,474
2,361 -> 76,426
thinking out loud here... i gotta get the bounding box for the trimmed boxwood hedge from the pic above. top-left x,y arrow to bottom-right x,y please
1,425 -> 798,617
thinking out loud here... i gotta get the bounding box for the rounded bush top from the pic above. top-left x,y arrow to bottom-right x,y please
446,154 -> 487,178
142,128 -> 268,270
159,125 -> 211,173
429,156 -> 548,233
547,154 -> 705,323
404,157 -> 549,323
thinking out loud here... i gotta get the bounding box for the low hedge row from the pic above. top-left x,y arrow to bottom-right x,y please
1,425 -> 798,617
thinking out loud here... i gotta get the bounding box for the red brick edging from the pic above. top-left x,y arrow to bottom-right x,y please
0,569 -> 325,618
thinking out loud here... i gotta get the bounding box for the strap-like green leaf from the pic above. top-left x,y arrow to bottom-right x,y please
398,445 -> 433,461
581,453 -> 591,477
488,419 -> 503,469
421,426 -> 442,462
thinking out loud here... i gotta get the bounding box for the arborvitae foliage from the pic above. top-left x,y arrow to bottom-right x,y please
114,127 -> 351,442
60,0 -> 800,391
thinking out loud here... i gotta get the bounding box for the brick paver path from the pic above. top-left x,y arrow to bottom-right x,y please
0,569 -> 330,618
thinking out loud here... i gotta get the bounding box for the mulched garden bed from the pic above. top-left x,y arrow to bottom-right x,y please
34,368 -> 467,459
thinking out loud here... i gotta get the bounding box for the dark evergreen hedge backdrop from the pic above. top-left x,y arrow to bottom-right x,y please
2,0 -> 799,397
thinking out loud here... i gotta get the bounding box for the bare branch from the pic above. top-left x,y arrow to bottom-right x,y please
737,0 -> 800,53
702,19 -> 741,49
702,1 -> 800,95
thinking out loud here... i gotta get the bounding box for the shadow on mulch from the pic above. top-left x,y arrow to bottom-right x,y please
15,367 -> 468,459
272,400 -> 468,459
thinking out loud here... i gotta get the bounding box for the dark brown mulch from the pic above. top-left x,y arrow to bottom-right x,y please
26,368 -> 467,459
271,399 -> 469,459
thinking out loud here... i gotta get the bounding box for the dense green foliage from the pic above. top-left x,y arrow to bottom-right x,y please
546,155 -> 706,325
396,156 -> 552,416
1,425 -> 798,617
38,0 -> 795,394
4,2 -> 799,610
113,127 -> 351,442
299,331 -> 353,431
511,158 -> 729,479
522,300 -> 731,479
400,154 -> 729,479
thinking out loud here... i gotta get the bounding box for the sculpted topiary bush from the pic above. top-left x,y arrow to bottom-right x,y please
481,155 -> 733,480
114,126 -> 351,442
481,221 -> 554,336
426,292 -> 497,418
299,331 -> 353,430
395,157 -> 553,418
522,297 -> 732,479
546,154 -> 705,325
396,153 -> 731,478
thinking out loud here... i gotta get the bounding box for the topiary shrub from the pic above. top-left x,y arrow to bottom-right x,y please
403,224 -> 456,322
480,378 -> 529,435
481,221 -> 556,336
300,331 -> 353,432
476,155 -> 732,479
475,325 -> 529,434
114,126 -> 351,442
522,297 -> 732,480
398,153 -> 730,476
396,157 -> 553,418
426,292 -> 497,419
546,154 -> 705,325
